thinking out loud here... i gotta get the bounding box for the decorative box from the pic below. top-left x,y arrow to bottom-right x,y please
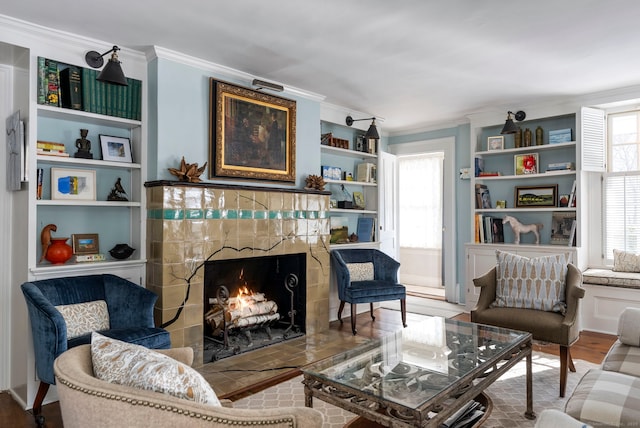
321,165 -> 341,181
549,128 -> 572,144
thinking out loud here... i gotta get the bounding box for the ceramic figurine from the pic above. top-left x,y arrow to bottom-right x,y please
502,215 -> 543,244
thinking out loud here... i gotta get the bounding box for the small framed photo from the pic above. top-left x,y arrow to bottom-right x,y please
352,191 -> 365,209
515,185 -> 558,208
51,168 -> 96,201
72,233 -> 100,255
487,136 -> 504,151
514,153 -> 539,175
496,200 -> 507,209
100,135 -> 133,163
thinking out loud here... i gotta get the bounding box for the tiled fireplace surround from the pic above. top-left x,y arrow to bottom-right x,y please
145,181 -> 331,367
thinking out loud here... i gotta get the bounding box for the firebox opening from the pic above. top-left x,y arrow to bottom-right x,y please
203,253 -> 306,362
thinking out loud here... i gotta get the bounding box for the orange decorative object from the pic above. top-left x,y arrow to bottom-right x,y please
45,237 -> 73,264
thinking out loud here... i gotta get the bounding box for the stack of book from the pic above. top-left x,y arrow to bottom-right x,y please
546,161 -> 575,173
475,214 -> 504,244
37,140 -> 69,157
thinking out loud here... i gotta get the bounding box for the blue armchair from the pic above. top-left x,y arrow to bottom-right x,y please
21,274 -> 171,426
331,249 -> 407,335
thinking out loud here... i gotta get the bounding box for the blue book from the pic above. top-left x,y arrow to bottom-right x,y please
357,217 -> 375,242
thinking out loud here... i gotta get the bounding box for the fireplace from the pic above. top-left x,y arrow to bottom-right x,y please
203,253 -> 306,361
145,181 -> 331,367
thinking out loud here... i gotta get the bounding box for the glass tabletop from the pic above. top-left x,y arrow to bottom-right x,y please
303,317 -> 530,409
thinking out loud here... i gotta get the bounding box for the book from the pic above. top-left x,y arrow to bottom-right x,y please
490,217 -> 504,243
59,66 -> 82,110
475,184 -> 492,209
37,57 -> 47,105
547,161 -> 574,171
75,253 -> 106,262
356,217 -> 375,242
45,58 -> 60,106
474,157 -> 484,177
37,149 -> 70,157
568,219 -> 577,247
36,168 -> 43,200
568,180 -> 577,207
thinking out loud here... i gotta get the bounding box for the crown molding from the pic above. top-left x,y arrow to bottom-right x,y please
148,45 -> 325,102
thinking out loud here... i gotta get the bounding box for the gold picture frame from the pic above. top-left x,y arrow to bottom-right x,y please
209,79 -> 296,182
72,233 -> 100,255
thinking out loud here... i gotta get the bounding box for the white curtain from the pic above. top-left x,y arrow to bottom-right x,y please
398,152 -> 444,249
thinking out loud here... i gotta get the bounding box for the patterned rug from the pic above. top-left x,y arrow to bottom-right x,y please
234,351 -> 597,427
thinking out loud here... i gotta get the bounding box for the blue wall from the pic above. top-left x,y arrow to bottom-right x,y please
147,56 -> 471,302
388,124 -> 471,303
147,57 -> 319,189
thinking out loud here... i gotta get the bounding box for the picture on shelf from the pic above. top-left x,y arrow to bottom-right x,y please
515,184 -> 558,208
550,212 -> 577,246
51,168 -> 96,201
475,184 -> 492,209
487,136 -> 504,151
514,153 -> 539,175
100,135 -> 133,163
330,217 -> 349,244
352,191 -> 365,209
72,233 -> 100,255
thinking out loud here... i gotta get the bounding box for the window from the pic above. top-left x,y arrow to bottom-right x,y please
397,152 -> 444,249
604,111 -> 640,259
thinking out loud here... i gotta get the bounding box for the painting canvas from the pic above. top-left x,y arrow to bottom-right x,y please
209,79 -> 296,182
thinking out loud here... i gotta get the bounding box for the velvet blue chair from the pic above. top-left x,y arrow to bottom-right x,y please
21,274 -> 171,426
331,248 -> 407,335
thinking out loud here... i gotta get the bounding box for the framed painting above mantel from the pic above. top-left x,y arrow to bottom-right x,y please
209,79 -> 296,182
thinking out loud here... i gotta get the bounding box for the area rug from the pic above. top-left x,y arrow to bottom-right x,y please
380,296 -> 464,319
233,351 -> 598,427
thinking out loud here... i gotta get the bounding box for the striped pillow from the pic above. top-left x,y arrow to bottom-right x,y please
491,250 -> 569,313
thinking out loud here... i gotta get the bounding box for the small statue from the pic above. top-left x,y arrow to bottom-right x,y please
107,177 -> 128,201
40,223 -> 57,262
168,156 -> 207,183
502,215 -> 543,244
74,128 -> 93,159
304,174 -> 326,191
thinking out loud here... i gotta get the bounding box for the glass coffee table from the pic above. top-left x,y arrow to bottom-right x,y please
302,317 -> 534,427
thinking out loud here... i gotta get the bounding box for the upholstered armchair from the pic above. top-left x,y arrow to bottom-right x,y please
54,344 -> 324,428
331,248 -> 407,335
471,256 -> 585,397
21,274 -> 171,425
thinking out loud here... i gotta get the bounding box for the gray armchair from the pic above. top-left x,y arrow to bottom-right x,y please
331,248 -> 407,335
21,274 -> 171,426
471,264 -> 585,397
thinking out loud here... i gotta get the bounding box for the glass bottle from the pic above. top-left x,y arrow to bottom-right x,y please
524,128 -> 532,147
536,126 -> 543,145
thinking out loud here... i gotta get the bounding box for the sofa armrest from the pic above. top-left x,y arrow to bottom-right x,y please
471,267 -> 497,313
562,264 -> 584,328
21,282 -> 69,385
103,274 -> 157,329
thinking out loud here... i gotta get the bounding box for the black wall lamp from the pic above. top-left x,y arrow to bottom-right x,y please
345,116 -> 380,140
500,110 -> 526,134
85,45 -> 128,86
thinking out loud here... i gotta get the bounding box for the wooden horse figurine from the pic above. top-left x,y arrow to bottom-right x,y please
502,215 -> 543,244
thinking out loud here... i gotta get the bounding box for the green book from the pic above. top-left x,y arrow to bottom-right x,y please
37,57 -> 47,105
60,66 -> 82,110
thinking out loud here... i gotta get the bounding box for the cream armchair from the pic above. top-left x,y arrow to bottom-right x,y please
54,345 -> 324,428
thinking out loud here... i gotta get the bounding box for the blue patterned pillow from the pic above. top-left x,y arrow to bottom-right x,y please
492,250 -> 569,313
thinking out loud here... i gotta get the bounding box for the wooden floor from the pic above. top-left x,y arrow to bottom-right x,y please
0,309 -> 616,428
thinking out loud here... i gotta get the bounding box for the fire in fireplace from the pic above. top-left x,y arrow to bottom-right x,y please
203,253 -> 306,361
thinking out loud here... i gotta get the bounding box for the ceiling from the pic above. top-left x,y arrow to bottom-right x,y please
3,1 -> 640,133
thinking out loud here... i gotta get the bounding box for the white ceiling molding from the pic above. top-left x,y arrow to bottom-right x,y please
148,45 -> 325,103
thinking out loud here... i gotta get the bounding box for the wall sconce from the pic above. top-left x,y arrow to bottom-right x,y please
85,45 -> 128,86
252,79 -> 284,92
500,110 -> 526,134
345,116 -> 380,140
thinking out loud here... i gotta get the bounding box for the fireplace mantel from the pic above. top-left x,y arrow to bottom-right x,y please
145,182 -> 331,366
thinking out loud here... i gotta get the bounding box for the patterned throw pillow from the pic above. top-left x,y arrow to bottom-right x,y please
613,249 -> 640,273
346,262 -> 375,281
491,250 -> 569,313
55,300 -> 110,339
91,332 -> 220,406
